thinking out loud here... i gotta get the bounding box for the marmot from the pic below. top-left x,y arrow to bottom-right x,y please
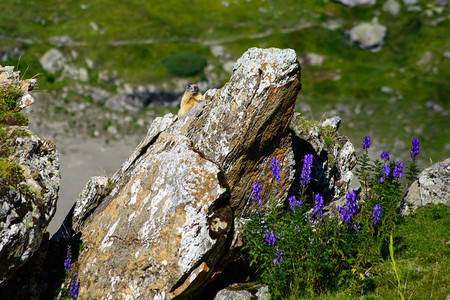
178,84 -> 202,117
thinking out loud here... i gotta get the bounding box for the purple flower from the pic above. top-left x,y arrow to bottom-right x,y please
265,230 -> 276,246
273,248 -> 283,264
300,154 -> 313,186
393,161 -> 403,179
64,246 -> 72,272
380,151 -> 389,161
372,204 -> 382,225
288,195 -> 302,212
70,273 -> 79,298
362,136 -> 371,151
381,164 -> 390,179
410,137 -> 420,160
251,182 -> 262,206
270,158 -> 281,186
353,222 -> 361,232
313,193 -> 324,219
338,190 -> 357,223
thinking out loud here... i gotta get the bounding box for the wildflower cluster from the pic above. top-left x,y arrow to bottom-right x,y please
242,134 -> 421,299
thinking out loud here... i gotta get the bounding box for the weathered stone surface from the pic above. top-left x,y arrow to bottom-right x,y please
349,18 -> 387,51
214,283 -> 270,300
401,157 -> 450,215
67,47 -> 356,299
0,127 -> 60,285
0,65 -> 37,112
169,47 -> 301,212
78,132 -> 229,299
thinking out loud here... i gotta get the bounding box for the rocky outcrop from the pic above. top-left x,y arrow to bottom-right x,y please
401,157 -> 450,215
0,67 -> 60,287
61,47 -> 355,299
0,127 -> 60,285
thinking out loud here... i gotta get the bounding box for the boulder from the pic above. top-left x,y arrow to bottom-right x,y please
401,158 -> 450,215
64,48 -> 355,299
39,48 -> 66,74
349,18 -> 387,51
214,283 -> 270,300
0,127 -> 60,285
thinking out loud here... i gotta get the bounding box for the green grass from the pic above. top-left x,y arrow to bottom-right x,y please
287,204 -> 449,299
1,0 -> 448,164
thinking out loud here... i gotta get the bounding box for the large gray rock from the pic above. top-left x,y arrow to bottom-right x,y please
64,48 -> 355,299
401,158 -> 450,215
0,127 -> 60,285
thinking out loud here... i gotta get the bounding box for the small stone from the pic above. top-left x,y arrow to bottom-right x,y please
383,0 -> 401,15
39,49 -> 66,74
334,0 -> 376,7
349,18 -> 387,51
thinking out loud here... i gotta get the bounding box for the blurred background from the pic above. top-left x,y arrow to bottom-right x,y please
1,0 -> 448,233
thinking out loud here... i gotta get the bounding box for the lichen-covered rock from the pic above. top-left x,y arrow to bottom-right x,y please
0,65 -> 37,112
169,47 -> 301,213
0,127 -> 60,285
401,158 -> 450,215
214,283 -> 270,300
78,132 -> 229,299
68,48 -> 355,299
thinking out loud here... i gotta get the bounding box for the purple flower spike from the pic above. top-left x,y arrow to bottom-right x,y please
70,273 -> 79,298
380,151 -> 389,161
270,158 -> 281,185
265,230 -> 276,246
393,161 -> 403,179
300,154 -> 313,186
362,136 -> 371,151
410,137 -> 420,160
338,190 -> 357,223
313,193 -> 324,219
64,246 -> 72,272
251,182 -> 262,206
288,195 -> 302,212
372,204 -> 382,225
381,164 -> 390,180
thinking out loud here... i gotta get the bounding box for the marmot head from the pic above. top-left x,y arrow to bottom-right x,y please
186,84 -> 200,95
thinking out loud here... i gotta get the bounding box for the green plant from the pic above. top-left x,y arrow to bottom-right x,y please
0,82 -> 22,111
161,51 -> 207,77
389,234 -> 405,300
242,135 -> 420,299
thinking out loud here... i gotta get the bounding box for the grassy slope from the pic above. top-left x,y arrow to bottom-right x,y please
1,1 -> 449,161
308,204 -> 449,300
